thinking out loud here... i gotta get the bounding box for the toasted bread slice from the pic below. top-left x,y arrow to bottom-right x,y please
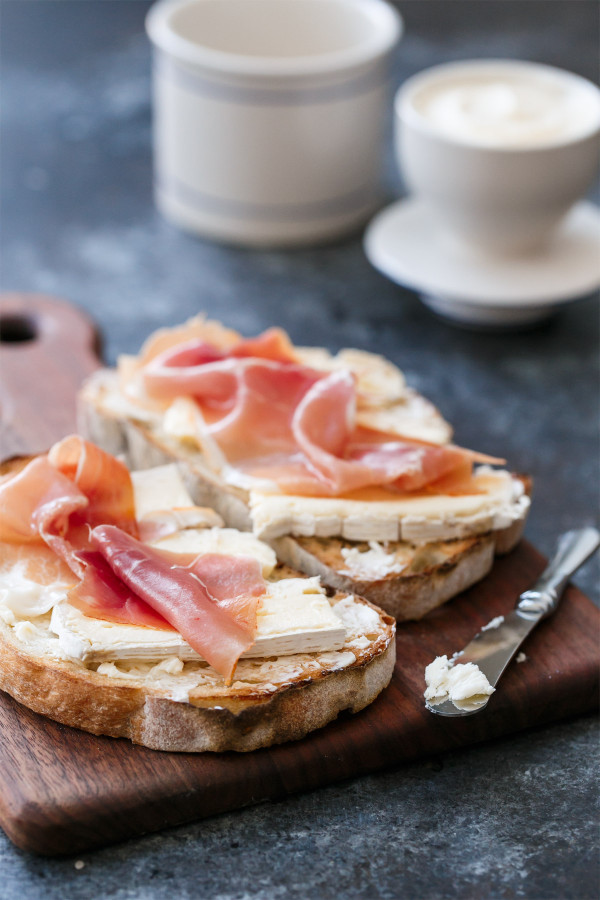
271,535 -> 495,621
0,453 -> 395,752
0,579 -> 395,753
79,369 -> 530,621
270,520 -> 527,621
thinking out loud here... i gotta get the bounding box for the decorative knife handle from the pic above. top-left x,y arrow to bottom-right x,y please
517,527 -> 600,620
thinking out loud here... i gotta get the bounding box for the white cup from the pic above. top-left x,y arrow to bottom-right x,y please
146,0 -> 402,247
395,60 -> 600,255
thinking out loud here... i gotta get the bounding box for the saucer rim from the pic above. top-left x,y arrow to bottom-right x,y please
364,198 -> 600,309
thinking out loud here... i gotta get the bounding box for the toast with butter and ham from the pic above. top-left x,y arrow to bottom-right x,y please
79,318 -> 530,620
0,439 -> 394,752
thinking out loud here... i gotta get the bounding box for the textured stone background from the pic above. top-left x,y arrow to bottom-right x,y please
0,2 -> 598,897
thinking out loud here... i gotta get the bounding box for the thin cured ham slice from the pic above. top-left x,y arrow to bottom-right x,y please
89,525 -> 265,681
143,327 -> 298,400
49,435 -> 137,534
0,456 -> 88,546
208,362 -> 322,461
1,436 -> 267,680
229,327 -> 297,363
141,336 -> 497,497
0,436 -> 138,577
69,550 -> 176,632
135,317 -> 242,366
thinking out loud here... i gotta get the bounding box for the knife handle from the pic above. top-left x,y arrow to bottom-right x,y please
517,527 -> 600,620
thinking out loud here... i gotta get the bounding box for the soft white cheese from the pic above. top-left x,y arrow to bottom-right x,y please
481,615 -> 505,632
96,377 -> 162,425
356,388 -> 453,444
333,595 -> 382,638
249,466 -> 529,542
132,463 -> 203,517
93,645 -> 360,702
49,577 -> 346,664
132,463 -> 225,533
339,541 -> 406,580
294,346 -> 407,407
160,398 -> 229,473
95,659 -> 205,702
0,561 -> 72,622
151,527 -> 277,577
161,398 -> 204,443
424,654 -> 495,710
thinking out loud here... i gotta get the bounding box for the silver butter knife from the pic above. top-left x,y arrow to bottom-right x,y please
426,527 -> 600,717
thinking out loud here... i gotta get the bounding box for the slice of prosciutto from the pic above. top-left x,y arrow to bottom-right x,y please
49,435 -> 137,533
69,549 -> 175,631
141,334 -> 500,497
1,436 -> 265,680
89,525 -> 265,681
0,436 -> 138,577
0,456 -> 88,546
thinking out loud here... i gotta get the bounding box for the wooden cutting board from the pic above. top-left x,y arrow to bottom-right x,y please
0,293 -> 598,856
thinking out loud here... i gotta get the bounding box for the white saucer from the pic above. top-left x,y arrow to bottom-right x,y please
364,199 -> 600,327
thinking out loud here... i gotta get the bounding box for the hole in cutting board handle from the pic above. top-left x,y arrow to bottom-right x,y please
0,313 -> 38,344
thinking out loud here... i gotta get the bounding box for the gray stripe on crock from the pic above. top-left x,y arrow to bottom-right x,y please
155,54 -> 388,106
156,174 -> 377,221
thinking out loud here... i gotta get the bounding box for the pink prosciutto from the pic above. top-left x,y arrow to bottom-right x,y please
49,435 -> 137,533
0,456 -> 88,546
87,525 -> 264,680
0,437 -> 267,680
142,332 -> 497,496
69,549 -> 175,632
0,436 -> 137,577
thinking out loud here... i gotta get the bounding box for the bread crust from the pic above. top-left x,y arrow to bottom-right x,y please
270,480 -> 530,620
271,535 -> 495,620
0,605 -> 395,753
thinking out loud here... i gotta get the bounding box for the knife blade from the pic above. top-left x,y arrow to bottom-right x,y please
425,526 -> 600,716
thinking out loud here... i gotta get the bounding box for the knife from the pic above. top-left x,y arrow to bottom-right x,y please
425,527 -> 600,717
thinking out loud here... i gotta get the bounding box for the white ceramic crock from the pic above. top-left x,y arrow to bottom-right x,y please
146,0 -> 402,246
395,60 -> 600,255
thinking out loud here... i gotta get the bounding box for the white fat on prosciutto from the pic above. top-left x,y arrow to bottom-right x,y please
141,331 -> 495,497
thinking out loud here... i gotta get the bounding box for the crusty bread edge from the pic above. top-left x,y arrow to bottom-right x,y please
271,476 -> 529,620
0,615 -> 395,753
271,534 -> 495,620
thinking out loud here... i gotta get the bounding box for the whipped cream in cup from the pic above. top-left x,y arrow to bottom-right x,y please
396,60 -> 600,254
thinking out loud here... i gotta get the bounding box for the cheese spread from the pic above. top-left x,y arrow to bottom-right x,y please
481,615 -> 505,632
339,541 -> 406,580
424,654 -> 495,711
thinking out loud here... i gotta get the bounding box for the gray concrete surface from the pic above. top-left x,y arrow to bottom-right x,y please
0,2 -> 598,897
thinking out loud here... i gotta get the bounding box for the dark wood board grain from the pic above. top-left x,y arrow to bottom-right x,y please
0,292 -> 100,460
0,294 -> 598,856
